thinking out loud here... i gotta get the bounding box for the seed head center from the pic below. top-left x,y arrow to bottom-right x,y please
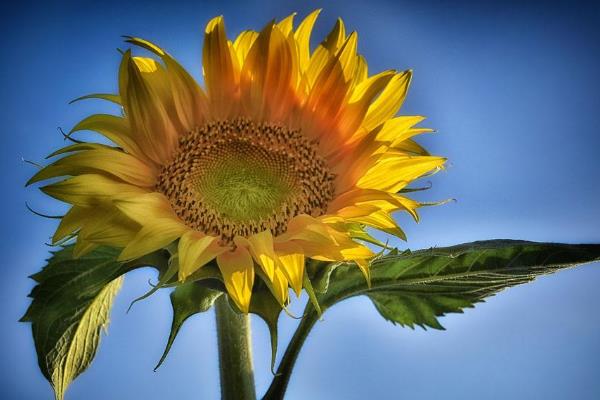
155,119 -> 335,243
190,141 -> 296,222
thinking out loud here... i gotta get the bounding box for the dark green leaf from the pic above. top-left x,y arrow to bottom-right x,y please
21,246 -> 127,400
317,240 -> 600,329
21,245 -> 170,400
155,282 -> 222,370
264,240 -> 600,399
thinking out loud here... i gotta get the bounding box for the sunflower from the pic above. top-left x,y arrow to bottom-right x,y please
29,10 -> 445,312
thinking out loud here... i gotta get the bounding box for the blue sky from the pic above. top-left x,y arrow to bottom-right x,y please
1,0 -> 599,399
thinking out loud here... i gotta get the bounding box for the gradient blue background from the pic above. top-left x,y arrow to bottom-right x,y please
2,0 -> 599,399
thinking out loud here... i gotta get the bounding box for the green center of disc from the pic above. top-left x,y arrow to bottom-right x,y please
191,141 -> 296,222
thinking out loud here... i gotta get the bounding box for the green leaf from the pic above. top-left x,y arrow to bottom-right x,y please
263,240 -> 600,400
321,240 -> 600,329
248,287 -> 282,372
155,282 -> 223,370
21,246 -> 128,400
21,245 -> 171,400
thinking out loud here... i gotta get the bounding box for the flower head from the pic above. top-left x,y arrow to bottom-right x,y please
30,11 -> 445,312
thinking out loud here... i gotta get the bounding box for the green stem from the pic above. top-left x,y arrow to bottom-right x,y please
215,296 -> 257,400
262,308 -> 319,400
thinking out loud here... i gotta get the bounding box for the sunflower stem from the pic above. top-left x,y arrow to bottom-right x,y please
215,295 -> 257,400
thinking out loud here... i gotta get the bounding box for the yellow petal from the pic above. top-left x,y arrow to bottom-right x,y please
328,135 -> 383,193
269,267 -> 290,306
349,70 -> 396,103
358,155 -> 445,192
323,203 -> 380,220
301,55 -> 350,144
69,114 -> 145,161
178,231 -> 225,280
242,230 -> 277,280
338,241 -> 375,260
130,57 -> 179,132
297,234 -> 374,262
294,9 -> 321,72
28,147 -> 156,187
80,209 -> 139,247
362,70 -> 412,131
233,30 -> 258,65
125,36 -> 209,130
240,24 -> 296,121
336,71 -> 395,144
203,16 -> 238,118
346,209 -> 407,240
375,115 -> 428,142
118,218 -> 187,261
352,55 -> 368,85
321,18 -> 346,53
119,51 -> 178,164
53,206 -> 88,243
279,215 -> 374,262
41,174 -> 146,207
335,32 -> 358,82
239,231 -> 289,305
303,18 -> 345,89
328,188 -> 420,221
361,197 -> 419,222
217,246 -> 255,313
113,192 -> 178,225
277,13 -> 296,36
390,138 -> 431,156
274,241 -> 305,297
279,215 -> 334,244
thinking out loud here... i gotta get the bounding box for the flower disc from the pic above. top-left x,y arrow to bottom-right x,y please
156,118 -> 335,244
